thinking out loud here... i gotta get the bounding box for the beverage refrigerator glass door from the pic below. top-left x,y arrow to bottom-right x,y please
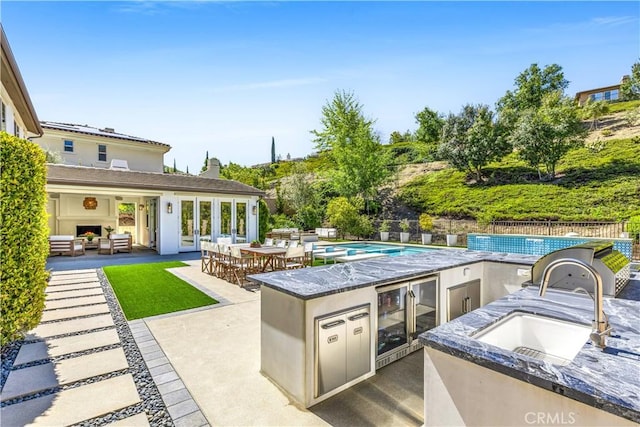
377,284 -> 408,357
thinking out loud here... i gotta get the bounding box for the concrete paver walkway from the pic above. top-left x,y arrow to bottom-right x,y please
0,269 -> 149,426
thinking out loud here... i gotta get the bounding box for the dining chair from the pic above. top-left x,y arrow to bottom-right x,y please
277,246 -> 306,270
201,241 -> 214,274
228,246 -> 256,285
303,242 -> 314,266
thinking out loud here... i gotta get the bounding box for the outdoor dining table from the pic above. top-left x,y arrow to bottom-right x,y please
241,246 -> 287,272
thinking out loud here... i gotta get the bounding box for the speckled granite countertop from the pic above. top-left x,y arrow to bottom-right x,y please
419,286 -> 640,423
248,249 -> 539,300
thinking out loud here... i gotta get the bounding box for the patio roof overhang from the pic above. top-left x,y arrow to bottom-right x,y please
46,164 -> 265,197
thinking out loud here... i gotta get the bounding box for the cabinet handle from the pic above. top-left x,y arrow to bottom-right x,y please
321,320 -> 345,329
348,313 -> 369,321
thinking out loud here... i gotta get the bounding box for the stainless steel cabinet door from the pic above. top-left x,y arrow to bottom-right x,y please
447,284 -> 467,321
317,315 -> 347,396
447,279 -> 481,321
467,279 -> 481,312
346,308 -> 370,382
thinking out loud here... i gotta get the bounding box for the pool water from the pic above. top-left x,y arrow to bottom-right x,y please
330,242 -> 438,257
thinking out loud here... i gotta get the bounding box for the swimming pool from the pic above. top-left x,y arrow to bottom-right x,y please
329,242 -> 439,257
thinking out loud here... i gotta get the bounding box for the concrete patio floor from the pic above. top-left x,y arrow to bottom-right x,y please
14,254 -> 424,425
145,261 -> 424,426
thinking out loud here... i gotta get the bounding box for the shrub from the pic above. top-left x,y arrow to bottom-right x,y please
0,132 -> 49,347
627,215 -> 640,243
258,198 -> 270,241
418,213 -> 434,232
379,220 -> 390,232
601,129 -> 613,137
399,218 -> 410,232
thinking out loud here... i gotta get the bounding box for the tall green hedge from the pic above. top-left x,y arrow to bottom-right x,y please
258,198 -> 269,242
0,132 -> 49,347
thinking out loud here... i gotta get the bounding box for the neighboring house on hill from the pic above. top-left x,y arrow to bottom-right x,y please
37,122 -> 170,172
1,24 -> 42,138
574,76 -> 628,106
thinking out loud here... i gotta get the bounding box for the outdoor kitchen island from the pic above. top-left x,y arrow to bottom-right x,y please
419,283 -> 640,426
247,249 -> 538,408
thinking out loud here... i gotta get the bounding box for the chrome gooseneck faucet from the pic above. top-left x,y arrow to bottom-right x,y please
539,258 -> 610,348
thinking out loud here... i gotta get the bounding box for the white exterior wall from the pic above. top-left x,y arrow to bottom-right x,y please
47,184 -> 260,255
424,347 -> 635,426
158,195 -> 179,255
0,87 -> 29,139
37,129 -> 166,172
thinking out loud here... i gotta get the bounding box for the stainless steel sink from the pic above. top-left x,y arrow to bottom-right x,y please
473,311 -> 591,366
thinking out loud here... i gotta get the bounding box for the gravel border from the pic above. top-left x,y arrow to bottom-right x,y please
1,270 -> 173,426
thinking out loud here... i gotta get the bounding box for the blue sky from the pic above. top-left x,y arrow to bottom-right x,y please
2,1 -> 638,170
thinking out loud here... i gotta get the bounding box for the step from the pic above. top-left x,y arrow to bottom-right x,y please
15,329 -> 121,365
45,288 -> 104,300
0,374 -> 141,426
48,275 -> 99,285
2,348 -> 129,401
49,268 -> 97,276
45,294 -> 106,310
46,281 -> 102,292
26,314 -> 114,339
40,303 -> 110,322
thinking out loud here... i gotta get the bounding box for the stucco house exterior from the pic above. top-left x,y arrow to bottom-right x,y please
1,24 -> 42,138
37,124 -> 264,255
3,25 -> 263,255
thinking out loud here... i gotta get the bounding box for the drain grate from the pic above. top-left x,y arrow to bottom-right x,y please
513,346 -> 547,359
513,346 -> 571,366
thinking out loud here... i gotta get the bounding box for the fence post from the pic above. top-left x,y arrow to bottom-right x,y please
547,220 -> 552,236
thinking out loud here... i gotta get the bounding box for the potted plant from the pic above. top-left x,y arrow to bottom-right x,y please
250,239 -> 262,248
379,220 -> 390,242
399,218 -> 410,243
418,213 -> 433,245
82,231 -> 96,242
446,225 -> 458,247
104,225 -> 114,238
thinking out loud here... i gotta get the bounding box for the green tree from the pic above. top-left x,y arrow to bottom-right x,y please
286,163 -> 324,229
508,92 -> 586,180
389,130 -> 414,144
201,150 -> 209,173
497,63 -> 569,129
258,198 -> 270,241
439,104 -> 509,182
173,158 -> 177,173
326,196 -> 363,239
311,90 -> 391,212
220,162 -> 270,189
415,106 -> 444,144
620,61 -> 640,101
271,137 -> 276,164
581,98 -> 610,130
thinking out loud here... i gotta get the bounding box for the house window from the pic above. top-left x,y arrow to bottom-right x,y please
611,89 -> 619,101
98,144 -> 107,162
14,122 -> 20,137
64,140 -> 74,152
0,101 -> 6,132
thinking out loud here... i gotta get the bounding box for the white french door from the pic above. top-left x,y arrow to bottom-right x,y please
179,197 -> 215,252
218,199 -> 248,243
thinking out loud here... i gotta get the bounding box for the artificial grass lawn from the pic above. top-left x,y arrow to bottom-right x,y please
103,261 -> 218,320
